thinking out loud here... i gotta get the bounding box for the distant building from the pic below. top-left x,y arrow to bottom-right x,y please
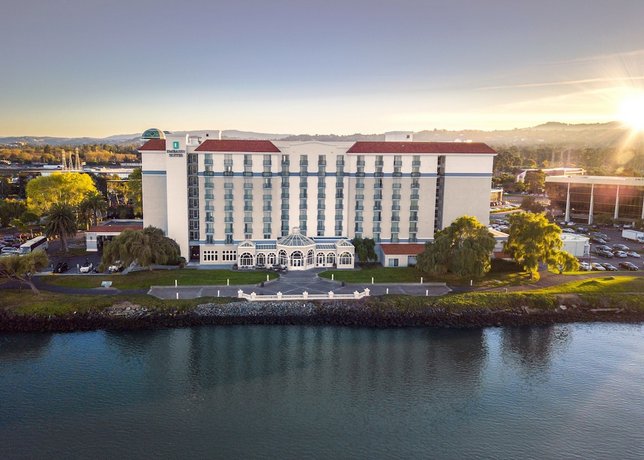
516,167 -> 585,183
85,219 -> 143,252
546,175 -> 644,224
140,128 -> 496,268
560,233 -> 590,258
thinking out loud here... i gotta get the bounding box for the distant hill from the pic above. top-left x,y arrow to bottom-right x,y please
0,122 -> 640,148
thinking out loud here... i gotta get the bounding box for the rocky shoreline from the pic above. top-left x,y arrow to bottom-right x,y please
1,298 -> 643,333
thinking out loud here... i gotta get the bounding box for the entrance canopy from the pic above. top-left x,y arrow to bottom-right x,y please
236,227 -> 355,270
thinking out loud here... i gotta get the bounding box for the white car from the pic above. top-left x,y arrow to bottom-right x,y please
591,263 -> 606,271
626,251 -> 640,258
1,247 -> 19,256
79,262 -> 93,273
578,262 -> 591,271
613,251 -> 628,258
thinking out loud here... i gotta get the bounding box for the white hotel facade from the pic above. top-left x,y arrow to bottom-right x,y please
140,129 -> 496,269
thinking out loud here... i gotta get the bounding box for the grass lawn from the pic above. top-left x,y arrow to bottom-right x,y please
40,269 -> 278,290
319,266 -> 532,287
0,290 -> 234,316
529,275 -> 644,294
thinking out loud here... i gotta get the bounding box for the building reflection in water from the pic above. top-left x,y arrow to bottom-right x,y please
500,325 -> 572,378
0,333 -> 53,362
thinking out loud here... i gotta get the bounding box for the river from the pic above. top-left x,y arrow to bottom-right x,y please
1,324 -> 643,459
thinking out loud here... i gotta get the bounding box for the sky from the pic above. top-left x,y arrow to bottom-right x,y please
2,0 -> 644,137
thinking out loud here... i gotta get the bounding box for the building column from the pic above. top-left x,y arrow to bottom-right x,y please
613,186 -> 620,220
564,182 -> 571,222
588,184 -> 595,225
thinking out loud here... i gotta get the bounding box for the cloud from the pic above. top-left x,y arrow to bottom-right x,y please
477,76 -> 644,91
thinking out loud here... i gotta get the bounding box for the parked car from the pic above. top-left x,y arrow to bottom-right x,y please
601,263 -> 618,271
595,249 -> 613,258
576,226 -> 589,233
562,228 -> 575,233
591,263 -> 606,271
1,247 -> 19,256
590,232 -> 610,241
578,261 -> 592,271
595,245 -> 612,252
612,250 -> 628,258
79,261 -> 93,273
108,261 -> 124,273
626,251 -> 640,258
612,244 -> 630,252
54,261 -> 69,273
618,262 -> 639,271
590,237 -> 608,245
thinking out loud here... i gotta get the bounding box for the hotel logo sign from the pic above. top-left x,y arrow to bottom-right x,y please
167,140 -> 185,157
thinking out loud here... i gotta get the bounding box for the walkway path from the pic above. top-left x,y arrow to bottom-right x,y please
148,269 -> 451,300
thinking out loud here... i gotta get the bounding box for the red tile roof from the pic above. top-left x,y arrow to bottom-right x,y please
195,139 -> 281,153
139,139 -> 166,151
88,222 -> 144,233
347,141 -> 496,154
379,243 -> 426,256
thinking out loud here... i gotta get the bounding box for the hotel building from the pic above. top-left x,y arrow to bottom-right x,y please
140,129 -> 496,269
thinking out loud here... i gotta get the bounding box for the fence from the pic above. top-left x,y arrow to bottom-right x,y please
238,289 -> 370,302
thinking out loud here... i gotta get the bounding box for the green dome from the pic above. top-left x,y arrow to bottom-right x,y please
141,128 -> 166,140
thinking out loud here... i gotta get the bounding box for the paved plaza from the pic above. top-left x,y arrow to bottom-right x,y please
148,269 -> 451,300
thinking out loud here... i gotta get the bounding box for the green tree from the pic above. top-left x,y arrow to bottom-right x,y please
44,203 -> 78,253
351,237 -> 368,264
524,170 -> 546,194
520,196 -> 546,213
101,226 -> 180,270
126,168 -> 143,217
416,216 -> 496,278
363,238 -> 377,263
26,172 -> 97,214
505,212 -> 577,279
0,251 -> 49,294
0,200 -> 27,227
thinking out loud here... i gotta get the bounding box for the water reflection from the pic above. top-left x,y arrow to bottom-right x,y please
177,326 -> 487,398
500,325 -> 572,377
0,333 -> 52,361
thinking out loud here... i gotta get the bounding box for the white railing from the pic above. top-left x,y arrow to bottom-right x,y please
237,289 -> 370,302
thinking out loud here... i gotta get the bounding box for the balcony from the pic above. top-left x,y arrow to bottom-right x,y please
204,194 -> 214,200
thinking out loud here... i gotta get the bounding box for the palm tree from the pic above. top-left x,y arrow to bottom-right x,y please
44,203 -> 78,253
80,192 -> 108,228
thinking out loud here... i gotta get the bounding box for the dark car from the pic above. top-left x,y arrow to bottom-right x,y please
54,261 -> 69,273
595,249 -> 613,258
612,244 -> 630,252
601,263 -> 618,271
618,262 -> 639,271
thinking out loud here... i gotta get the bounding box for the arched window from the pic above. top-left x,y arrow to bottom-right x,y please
339,252 -> 352,266
306,250 -> 314,266
256,253 -> 266,266
240,252 -> 254,267
317,252 -> 325,266
278,250 -> 288,266
290,251 -> 303,267
267,253 -> 276,266
327,253 -> 335,265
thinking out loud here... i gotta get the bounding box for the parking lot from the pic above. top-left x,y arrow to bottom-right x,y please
490,216 -> 643,272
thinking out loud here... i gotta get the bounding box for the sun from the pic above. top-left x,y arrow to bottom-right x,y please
618,92 -> 644,132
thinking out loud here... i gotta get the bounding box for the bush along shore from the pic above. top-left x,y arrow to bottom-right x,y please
1,292 -> 643,333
